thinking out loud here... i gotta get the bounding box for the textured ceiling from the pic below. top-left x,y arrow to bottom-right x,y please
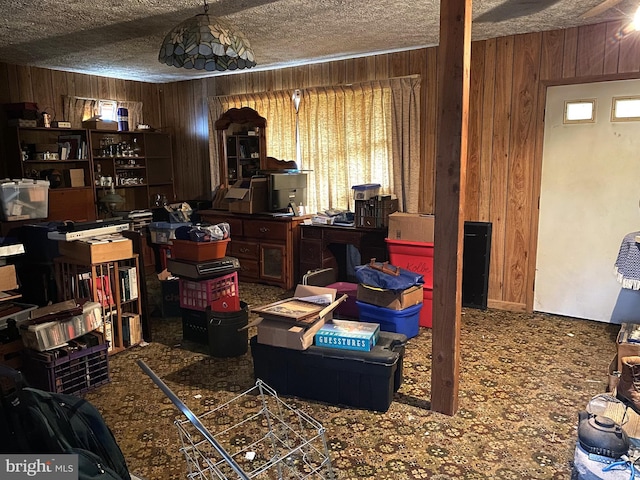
0,0 -> 638,83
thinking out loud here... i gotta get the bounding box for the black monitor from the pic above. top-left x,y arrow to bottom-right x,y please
269,172 -> 307,212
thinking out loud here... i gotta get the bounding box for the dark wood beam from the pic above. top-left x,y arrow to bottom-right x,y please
431,0 -> 472,415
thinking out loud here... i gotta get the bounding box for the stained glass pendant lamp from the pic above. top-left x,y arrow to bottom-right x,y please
158,0 -> 256,71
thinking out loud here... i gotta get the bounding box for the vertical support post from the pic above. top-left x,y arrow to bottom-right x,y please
431,0 -> 472,415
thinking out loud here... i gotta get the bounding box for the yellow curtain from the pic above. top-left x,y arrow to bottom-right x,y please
62,96 -> 98,129
390,77 -> 421,213
207,78 -> 419,213
299,82 -> 395,212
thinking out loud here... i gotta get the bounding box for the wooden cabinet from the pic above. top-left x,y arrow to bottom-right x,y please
198,210 -> 305,289
215,107 -> 266,186
89,130 -> 175,216
54,254 -> 143,355
3,126 -> 96,221
2,126 -> 176,221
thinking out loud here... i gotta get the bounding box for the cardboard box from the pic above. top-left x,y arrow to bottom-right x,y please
387,212 -> 435,242
617,323 -> 640,371
0,265 -> 18,291
255,285 -> 346,350
63,168 -> 85,187
82,120 -> 119,131
58,236 -> 133,264
356,284 -> 423,310
226,177 -> 268,214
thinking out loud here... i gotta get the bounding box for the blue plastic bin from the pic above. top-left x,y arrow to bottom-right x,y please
356,300 -> 421,338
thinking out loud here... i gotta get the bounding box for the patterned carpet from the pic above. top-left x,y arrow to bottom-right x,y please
83,279 -> 619,480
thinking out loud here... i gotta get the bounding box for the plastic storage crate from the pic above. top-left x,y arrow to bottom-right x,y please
386,238 -> 434,328
172,238 -> 230,262
356,300 -> 421,338
355,196 -> 398,228
250,331 -> 406,412
149,221 -> 191,245
0,179 -> 49,221
351,183 -> 381,200
22,342 -> 110,396
179,272 -> 239,312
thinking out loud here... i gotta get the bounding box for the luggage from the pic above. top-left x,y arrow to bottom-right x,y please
0,365 -> 131,480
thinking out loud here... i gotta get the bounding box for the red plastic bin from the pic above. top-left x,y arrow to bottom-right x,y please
179,272 -> 240,312
386,238 -> 434,328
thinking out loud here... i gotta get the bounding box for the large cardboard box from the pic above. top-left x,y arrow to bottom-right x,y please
356,284 -> 423,310
58,236 -> 133,264
226,177 -> 268,214
255,285 -> 345,350
387,212 -> 435,242
0,265 -> 18,291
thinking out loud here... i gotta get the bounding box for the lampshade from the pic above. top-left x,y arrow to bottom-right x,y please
158,0 -> 256,72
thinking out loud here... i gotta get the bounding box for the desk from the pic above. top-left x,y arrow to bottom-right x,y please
299,224 -> 388,282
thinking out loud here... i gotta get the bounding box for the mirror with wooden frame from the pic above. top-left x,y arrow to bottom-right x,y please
215,107 -> 267,187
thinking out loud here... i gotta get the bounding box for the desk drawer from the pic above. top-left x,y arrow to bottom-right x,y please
301,226 -> 322,240
299,238 -> 323,264
237,259 -> 260,281
244,221 -> 287,241
231,240 -> 259,259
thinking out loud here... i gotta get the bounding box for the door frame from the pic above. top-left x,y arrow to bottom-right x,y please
525,72 -> 640,312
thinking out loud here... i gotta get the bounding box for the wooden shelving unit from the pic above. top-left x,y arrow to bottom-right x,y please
54,254 -> 143,355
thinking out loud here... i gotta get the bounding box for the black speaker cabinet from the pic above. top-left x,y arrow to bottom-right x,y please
462,221 -> 492,310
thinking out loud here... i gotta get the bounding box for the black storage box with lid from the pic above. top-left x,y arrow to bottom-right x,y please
250,331 -> 406,412
181,303 -> 248,357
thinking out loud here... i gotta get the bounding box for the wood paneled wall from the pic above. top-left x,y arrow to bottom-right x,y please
1,19 -> 638,312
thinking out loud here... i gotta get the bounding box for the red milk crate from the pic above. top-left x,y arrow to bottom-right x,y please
179,272 -> 240,312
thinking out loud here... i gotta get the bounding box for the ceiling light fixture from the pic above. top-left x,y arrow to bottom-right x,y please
634,4 -> 640,31
158,0 -> 256,72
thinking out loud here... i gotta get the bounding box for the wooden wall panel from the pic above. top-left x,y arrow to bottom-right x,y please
603,21 -> 624,74
465,40 -> 486,221
504,33 -> 541,306
576,23 -> 606,77
618,30 -> 640,73
562,27 -> 578,78
487,36 -> 513,305
478,38 -> 496,221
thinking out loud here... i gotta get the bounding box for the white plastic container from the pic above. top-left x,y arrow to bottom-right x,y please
0,179 -> 49,221
352,183 -> 381,200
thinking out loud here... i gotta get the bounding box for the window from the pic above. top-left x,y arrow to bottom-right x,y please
612,96 -> 640,121
564,99 -> 596,124
98,100 -> 118,122
210,77 -> 420,213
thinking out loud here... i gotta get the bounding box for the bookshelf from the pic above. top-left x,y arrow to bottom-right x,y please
89,130 -> 175,216
3,126 -> 95,221
54,254 -> 143,354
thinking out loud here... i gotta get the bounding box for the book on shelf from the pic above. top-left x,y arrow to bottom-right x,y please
121,312 -> 142,347
314,319 -> 380,352
118,266 -> 138,302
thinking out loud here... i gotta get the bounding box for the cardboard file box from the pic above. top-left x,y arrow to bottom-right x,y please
356,284 -> 423,310
58,236 -> 133,264
226,177 -> 268,214
387,212 -> 435,242
250,331 -> 406,412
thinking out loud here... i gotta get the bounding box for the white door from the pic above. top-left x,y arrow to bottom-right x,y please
535,80 -> 640,323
